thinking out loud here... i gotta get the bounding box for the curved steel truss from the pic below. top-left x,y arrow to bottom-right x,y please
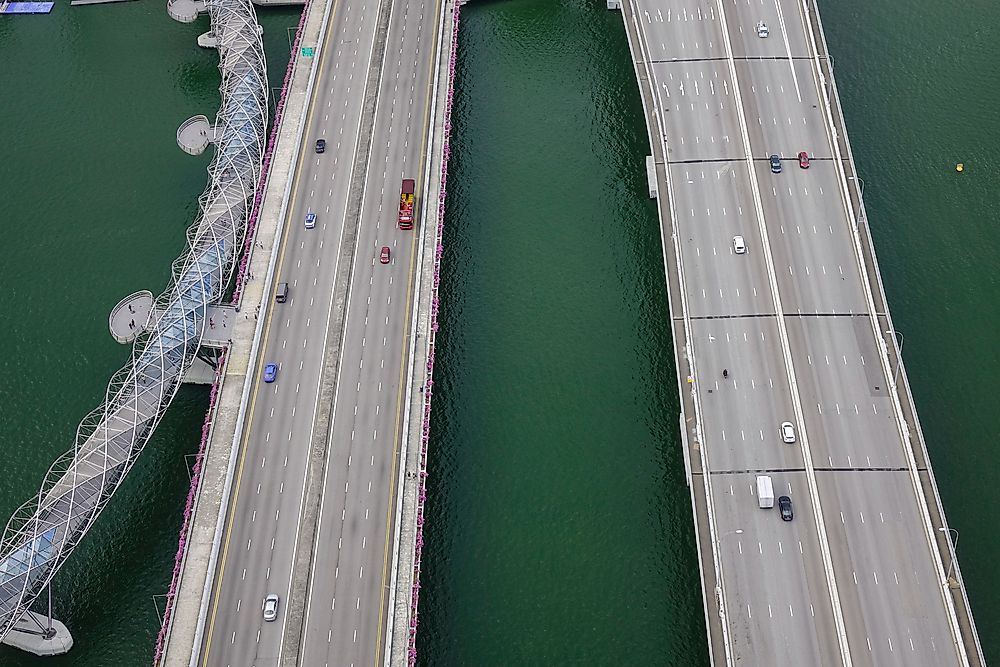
0,0 -> 267,639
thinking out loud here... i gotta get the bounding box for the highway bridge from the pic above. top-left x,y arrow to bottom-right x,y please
618,0 -> 984,664
193,0 -> 446,663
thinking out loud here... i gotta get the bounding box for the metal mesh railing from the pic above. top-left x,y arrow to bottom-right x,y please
0,0 -> 267,640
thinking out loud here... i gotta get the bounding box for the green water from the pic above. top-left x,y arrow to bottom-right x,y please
416,1 -> 706,664
2,0 -> 999,665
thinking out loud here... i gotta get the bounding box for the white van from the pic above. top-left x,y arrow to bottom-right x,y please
756,475 -> 774,509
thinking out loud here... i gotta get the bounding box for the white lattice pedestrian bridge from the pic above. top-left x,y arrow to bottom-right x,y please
0,0 -> 267,646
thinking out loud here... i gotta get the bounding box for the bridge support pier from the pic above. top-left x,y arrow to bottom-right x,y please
2,605 -> 73,656
645,155 -> 658,199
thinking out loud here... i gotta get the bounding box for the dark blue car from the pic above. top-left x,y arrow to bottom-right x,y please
263,363 -> 278,383
769,154 -> 782,174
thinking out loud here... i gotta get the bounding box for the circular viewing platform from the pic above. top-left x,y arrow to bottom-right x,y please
177,115 -> 213,155
166,0 -> 205,23
109,291 -> 154,344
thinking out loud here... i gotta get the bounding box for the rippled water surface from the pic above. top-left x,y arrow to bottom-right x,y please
417,2 -> 705,664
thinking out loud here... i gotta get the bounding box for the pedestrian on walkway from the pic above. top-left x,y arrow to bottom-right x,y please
128,304 -> 134,313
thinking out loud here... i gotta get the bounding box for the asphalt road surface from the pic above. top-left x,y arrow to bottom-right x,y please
198,0 -> 439,664
633,0 -> 962,664
296,0 -> 439,663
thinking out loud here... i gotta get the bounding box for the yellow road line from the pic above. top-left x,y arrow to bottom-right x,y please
373,0 -> 445,661
200,2 -> 341,662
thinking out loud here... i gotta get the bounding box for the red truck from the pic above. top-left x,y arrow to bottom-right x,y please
398,178 -> 415,229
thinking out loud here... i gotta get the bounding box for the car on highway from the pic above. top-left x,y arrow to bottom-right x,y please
380,246 -> 391,264
769,154 -> 782,173
798,151 -> 810,169
305,212 -> 317,229
756,21 -> 768,38
263,363 -> 278,383
263,594 -> 279,621
732,235 -> 747,254
778,495 -> 794,521
780,421 -> 796,443
315,139 -> 326,153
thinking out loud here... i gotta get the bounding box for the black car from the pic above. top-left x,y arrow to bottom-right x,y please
315,138 -> 326,153
778,495 -> 793,521
769,154 -> 782,174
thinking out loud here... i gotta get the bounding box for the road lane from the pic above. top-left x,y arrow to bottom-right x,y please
200,0 -> 383,664
296,0 -> 440,663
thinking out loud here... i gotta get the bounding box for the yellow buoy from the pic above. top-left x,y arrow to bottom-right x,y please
956,163 -> 965,172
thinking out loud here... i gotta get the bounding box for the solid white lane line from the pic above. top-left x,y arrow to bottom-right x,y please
772,0 -> 801,101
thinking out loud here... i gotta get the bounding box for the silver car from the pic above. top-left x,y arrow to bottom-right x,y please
263,594 -> 279,622
780,421 -> 796,443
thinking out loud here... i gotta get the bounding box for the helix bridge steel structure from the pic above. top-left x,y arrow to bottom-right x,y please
0,0 -> 267,640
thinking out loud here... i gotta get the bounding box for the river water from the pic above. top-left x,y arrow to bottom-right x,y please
0,0 -> 997,665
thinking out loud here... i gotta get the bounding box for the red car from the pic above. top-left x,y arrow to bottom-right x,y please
798,151 -> 810,169
379,246 -> 391,264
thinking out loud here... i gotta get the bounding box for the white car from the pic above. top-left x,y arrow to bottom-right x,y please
756,21 -> 769,38
780,421 -> 796,444
733,235 -> 747,254
263,594 -> 279,622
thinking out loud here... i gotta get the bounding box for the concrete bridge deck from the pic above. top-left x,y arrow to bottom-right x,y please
616,0 -> 984,664
158,0 -> 456,664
